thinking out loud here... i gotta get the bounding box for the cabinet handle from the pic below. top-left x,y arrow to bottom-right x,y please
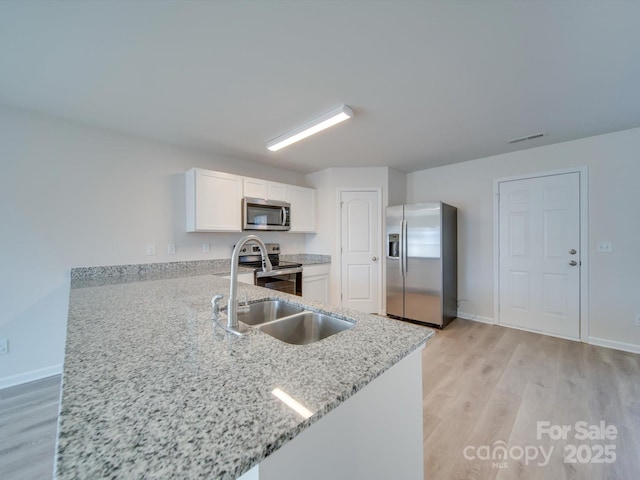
569,260 -> 578,266
372,256 -> 378,261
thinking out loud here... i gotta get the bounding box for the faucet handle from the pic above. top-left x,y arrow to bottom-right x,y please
211,294 -> 224,317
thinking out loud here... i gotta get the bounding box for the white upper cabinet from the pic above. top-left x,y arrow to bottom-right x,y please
186,168 -> 242,232
267,182 -> 288,202
287,185 -> 316,233
243,177 -> 287,202
243,177 -> 267,199
187,169 -> 316,233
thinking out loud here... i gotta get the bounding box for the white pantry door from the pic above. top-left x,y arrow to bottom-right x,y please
498,172 -> 580,339
340,190 -> 380,313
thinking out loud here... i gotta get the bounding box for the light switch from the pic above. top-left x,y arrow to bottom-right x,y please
146,244 -> 156,256
168,244 -> 176,255
202,243 -> 210,253
596,241 -> 613,253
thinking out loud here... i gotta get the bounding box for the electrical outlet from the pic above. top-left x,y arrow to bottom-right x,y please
596,241 -> 613,253
635,314 -> 640,327
146,244 -> 156,256
202,243 -> 210,253
0,338 -> 8,355
167,244 -> 176,255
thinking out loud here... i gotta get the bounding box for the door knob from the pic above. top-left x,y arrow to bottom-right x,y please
569,260 -> 578,266
569,249 -> 577,255
372,256 -> 378,261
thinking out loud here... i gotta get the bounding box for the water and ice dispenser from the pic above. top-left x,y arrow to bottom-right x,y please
388,233 -> 400,258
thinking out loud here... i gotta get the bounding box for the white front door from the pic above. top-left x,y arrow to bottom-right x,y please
340,190 -> 380,313
498,172 -> 581,339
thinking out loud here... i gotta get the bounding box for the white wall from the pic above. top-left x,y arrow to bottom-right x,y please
0,105 -> 308,385
387,167 -> 407,208
407,127 -> 640,351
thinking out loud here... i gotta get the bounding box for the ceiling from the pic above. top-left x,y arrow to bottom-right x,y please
1,1 -> 639,174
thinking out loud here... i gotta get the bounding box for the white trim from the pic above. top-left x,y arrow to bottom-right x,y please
497,322 -> 580,342
337,188 -> 383,314
493,166 -> 589,340
456,312 -> 494,324
0,364 -> 62,390
588,337 -> 640,355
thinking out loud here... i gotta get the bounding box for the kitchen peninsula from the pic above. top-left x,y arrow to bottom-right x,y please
55,262 -> 432,479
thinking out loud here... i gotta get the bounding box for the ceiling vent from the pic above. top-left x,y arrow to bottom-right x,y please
508,132 -> 545,144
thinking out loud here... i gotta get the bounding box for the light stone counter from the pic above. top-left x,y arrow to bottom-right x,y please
280,253 -> 330,265
56,270 -> 432,479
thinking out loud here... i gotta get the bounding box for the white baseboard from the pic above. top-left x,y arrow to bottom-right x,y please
588,336 -> 640,355
0,364 -> 63,390
456,311 -> 494,324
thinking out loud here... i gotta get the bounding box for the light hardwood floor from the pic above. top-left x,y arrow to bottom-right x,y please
2,320 -> 639,479
0,374 -> 60,480
423,319 -> 640,479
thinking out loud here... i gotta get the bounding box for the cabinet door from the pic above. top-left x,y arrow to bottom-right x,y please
244,177 -> 268,199
303,275 -> 329,303
287,186 -> 317,232
186,169 -> 242,232
267,182 -> 288,202
302,264 -> 330,303
243,178 -> 287,202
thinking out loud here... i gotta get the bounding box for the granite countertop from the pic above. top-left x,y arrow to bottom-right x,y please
281,254 -> 330,265
69,255 -> 330,289
56,270 -> 432,479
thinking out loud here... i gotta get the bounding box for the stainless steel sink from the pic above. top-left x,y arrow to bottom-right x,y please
236,300 -> 305,326
258,312 -> 354,345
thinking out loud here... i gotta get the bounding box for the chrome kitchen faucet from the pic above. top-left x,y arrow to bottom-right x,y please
217,235 -> 272,335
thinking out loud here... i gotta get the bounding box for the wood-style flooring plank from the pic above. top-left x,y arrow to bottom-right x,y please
0,376 -> 60,480
423,319 -> 640,480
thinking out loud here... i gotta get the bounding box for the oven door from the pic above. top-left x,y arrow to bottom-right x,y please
255,270 -> 302,296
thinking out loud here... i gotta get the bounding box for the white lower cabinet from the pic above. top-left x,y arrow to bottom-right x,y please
302,264 -> 329,303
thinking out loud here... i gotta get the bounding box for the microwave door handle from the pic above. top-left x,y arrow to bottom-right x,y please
281,206 -> 287,226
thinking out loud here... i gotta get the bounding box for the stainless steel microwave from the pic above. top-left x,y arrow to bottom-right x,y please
243,197 -> 291,231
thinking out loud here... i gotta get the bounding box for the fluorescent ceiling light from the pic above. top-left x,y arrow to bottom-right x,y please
266,104 -> 353,152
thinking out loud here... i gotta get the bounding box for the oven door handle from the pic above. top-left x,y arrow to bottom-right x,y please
256,267 -> 303,277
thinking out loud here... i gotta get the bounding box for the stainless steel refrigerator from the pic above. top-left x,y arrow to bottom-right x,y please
386,202 -> 457,328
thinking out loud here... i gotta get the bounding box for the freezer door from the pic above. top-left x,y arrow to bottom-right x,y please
385,205 -> 404,318
404,203 -> 443,325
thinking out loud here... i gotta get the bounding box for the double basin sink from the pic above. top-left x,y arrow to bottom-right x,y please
233,299 -> 354,345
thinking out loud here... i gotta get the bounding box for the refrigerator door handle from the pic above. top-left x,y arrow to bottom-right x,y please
401,220 -> 408,276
